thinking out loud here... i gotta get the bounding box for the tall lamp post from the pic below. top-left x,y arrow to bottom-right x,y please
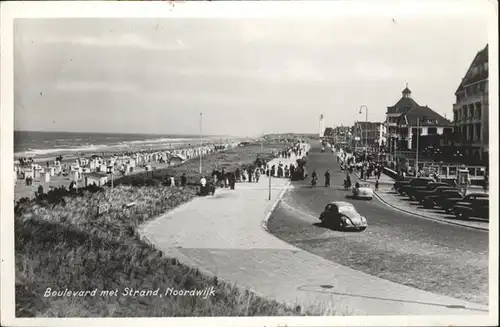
415,117 -> 420,176
199,112 -> 203,174
359,105 -> 368,151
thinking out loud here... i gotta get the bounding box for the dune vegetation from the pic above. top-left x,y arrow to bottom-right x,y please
14,141 -> 309,317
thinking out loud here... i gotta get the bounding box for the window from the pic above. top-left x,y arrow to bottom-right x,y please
428,127 -> 437,135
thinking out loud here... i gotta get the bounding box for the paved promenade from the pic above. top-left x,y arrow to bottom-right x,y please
139,162 -> 488,315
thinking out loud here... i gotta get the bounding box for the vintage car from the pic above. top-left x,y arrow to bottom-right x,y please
351,183 -> 374,200
319,201 -> 367,231
421,189 -> 464,209
406,182 -> 452,201
396,177 -> 435,195
438,192 -> 489,213
453,198 -> 489,220
414,186 -> 456,204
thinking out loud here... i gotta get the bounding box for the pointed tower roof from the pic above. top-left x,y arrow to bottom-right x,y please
402,83 -> 412,97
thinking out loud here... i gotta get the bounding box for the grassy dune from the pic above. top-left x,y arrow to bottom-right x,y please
15,142 -> 309,317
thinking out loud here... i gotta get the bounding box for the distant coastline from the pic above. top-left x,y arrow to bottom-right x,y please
14,130 -> 243,160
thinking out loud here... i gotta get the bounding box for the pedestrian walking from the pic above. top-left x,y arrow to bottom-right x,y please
255,168 -> 261,183
324,169 -> 331,187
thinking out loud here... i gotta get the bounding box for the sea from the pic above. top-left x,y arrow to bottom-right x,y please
14,131 -> 232,159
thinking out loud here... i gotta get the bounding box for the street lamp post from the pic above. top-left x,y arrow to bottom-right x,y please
415,117 -> 420,176
359,105 -> 368,151
199,113 -> 203,174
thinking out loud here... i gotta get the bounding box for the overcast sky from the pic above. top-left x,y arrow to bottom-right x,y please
14,13 -> 489,136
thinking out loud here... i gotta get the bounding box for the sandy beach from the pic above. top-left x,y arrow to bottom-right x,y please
13,137 -> 249,201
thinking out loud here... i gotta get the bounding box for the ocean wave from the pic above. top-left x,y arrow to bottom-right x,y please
14,135 -> 227,158
15,144 -> 110,158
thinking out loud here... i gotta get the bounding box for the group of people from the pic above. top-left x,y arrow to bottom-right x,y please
310,169 -> 331,187
17,157 -> 35,168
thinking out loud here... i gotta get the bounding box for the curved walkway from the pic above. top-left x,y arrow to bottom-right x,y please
139,173 -> 488,315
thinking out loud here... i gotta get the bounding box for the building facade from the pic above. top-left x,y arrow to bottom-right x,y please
385,85 -> 453,156
452,44 -> 489,162
353,121 -> 386,148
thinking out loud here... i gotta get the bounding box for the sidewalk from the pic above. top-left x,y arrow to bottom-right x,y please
139,174 -> 487,315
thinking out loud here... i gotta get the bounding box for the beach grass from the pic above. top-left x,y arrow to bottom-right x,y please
14,141 -> 315,317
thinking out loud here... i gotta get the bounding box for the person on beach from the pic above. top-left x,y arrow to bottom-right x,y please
181,173 -> 187,187
248,167 -> 253,183
36,185 -> 44,198
170,176 -> 176,187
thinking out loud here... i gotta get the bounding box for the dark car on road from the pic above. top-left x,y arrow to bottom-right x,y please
438,192 -> 489,213
453,198 -> 489,220
421,189 -> 464,209
397,177 -> 435,196
319,201 -> 367,231
414,185 -> 456,203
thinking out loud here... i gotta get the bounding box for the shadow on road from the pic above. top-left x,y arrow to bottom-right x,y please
344,194 -> 373,201
297,284 -> 487,313
312,222 -> 363,233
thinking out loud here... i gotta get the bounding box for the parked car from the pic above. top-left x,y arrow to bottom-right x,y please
421,189 -> 464,209
393,177 -> 413,191
438,192 -> 489,213
453,198 -> 489,220
397,177 -> 435,196
414,185 -> 455,203
351,183 -> 374,200
406,182 -> 452,201
319,201 -> 367,231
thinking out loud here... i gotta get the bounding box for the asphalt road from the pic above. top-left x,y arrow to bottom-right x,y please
267,141 -> 489,305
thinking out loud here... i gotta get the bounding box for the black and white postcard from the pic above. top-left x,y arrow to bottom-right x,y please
1,1 -> 498,326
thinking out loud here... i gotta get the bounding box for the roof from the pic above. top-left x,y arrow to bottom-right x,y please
324,127 -> 334,136
329,201 -> 354,207
398,105 -> 452,127
387,96 -> 420,113
86,172 -> 107,179
171,153 -> 186,161
455,44 -> 488,94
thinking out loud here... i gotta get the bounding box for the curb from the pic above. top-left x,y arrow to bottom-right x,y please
261,180 -> 291,232
372,190 -> 488,231
347,171 -> 489,231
